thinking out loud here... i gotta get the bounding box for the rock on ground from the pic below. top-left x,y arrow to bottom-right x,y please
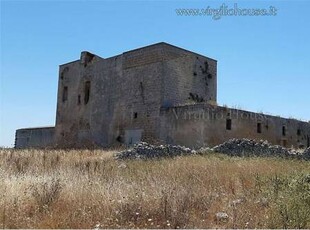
303,147 -> 310,160
215,212 -> 229,222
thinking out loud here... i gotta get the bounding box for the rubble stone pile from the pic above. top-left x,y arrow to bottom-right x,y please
115,142 -> 196,160
303,147 -> 310,160
116,139 -> 310,160
211,138 -> 298,158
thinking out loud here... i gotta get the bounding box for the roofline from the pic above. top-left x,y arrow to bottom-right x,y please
59,59 -> 80,67
161,42 -> 217,62
59,59 -> 79,67
123,42 -> 217,62
163,103 -> 309,123
58,42 -> 217,66
17,126 -> 55,131
122,42 -> 166,55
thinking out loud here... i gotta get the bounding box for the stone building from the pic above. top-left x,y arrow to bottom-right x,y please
15,42 -> 310,149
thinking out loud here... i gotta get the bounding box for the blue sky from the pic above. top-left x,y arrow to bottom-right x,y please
1,0 -> 310,147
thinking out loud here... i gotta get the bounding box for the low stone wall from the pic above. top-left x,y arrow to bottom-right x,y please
160,104 -> 310,148
15,127 -> 55,148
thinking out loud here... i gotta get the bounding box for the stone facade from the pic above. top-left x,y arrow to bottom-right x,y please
15,42 -> 310,149
160,104 -> 310,148
15,127 -> 55,148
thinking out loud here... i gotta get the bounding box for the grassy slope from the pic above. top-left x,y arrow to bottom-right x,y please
0,148 -> 309,229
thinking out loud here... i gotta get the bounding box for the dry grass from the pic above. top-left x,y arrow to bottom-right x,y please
0,148 -> 309,229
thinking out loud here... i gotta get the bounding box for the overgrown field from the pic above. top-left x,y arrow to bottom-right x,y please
0,148 -> 309,229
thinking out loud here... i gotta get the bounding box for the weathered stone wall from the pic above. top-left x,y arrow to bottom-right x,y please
55,46 -> 164,147
159,104 -> 310,148
162,44 -> 217,107
54,43 -> 216,147
15,127 -> 55,148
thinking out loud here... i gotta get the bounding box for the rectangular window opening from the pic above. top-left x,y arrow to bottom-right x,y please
226,119 -> 232,130
62,86 -> 68,102
134,112 -> 138,119
297,129 -> 301,136
77,95 -> 81,105
282,126 -> 286,136
84,81 -> 91,104
257,123 -> 262,133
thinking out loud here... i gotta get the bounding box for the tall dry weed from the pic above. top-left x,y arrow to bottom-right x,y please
0,149 -> 309,228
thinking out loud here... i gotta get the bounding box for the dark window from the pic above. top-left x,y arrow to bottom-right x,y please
77,95 -> 81,105
62,86 -> 68,102
226,119 -> 232,130
297,129 -> 301,136
116,135 -> 122,142
84,81 -> 91,104
134,112 -> 138,119
257,123 -> 262,133
282,126 -> 286,136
